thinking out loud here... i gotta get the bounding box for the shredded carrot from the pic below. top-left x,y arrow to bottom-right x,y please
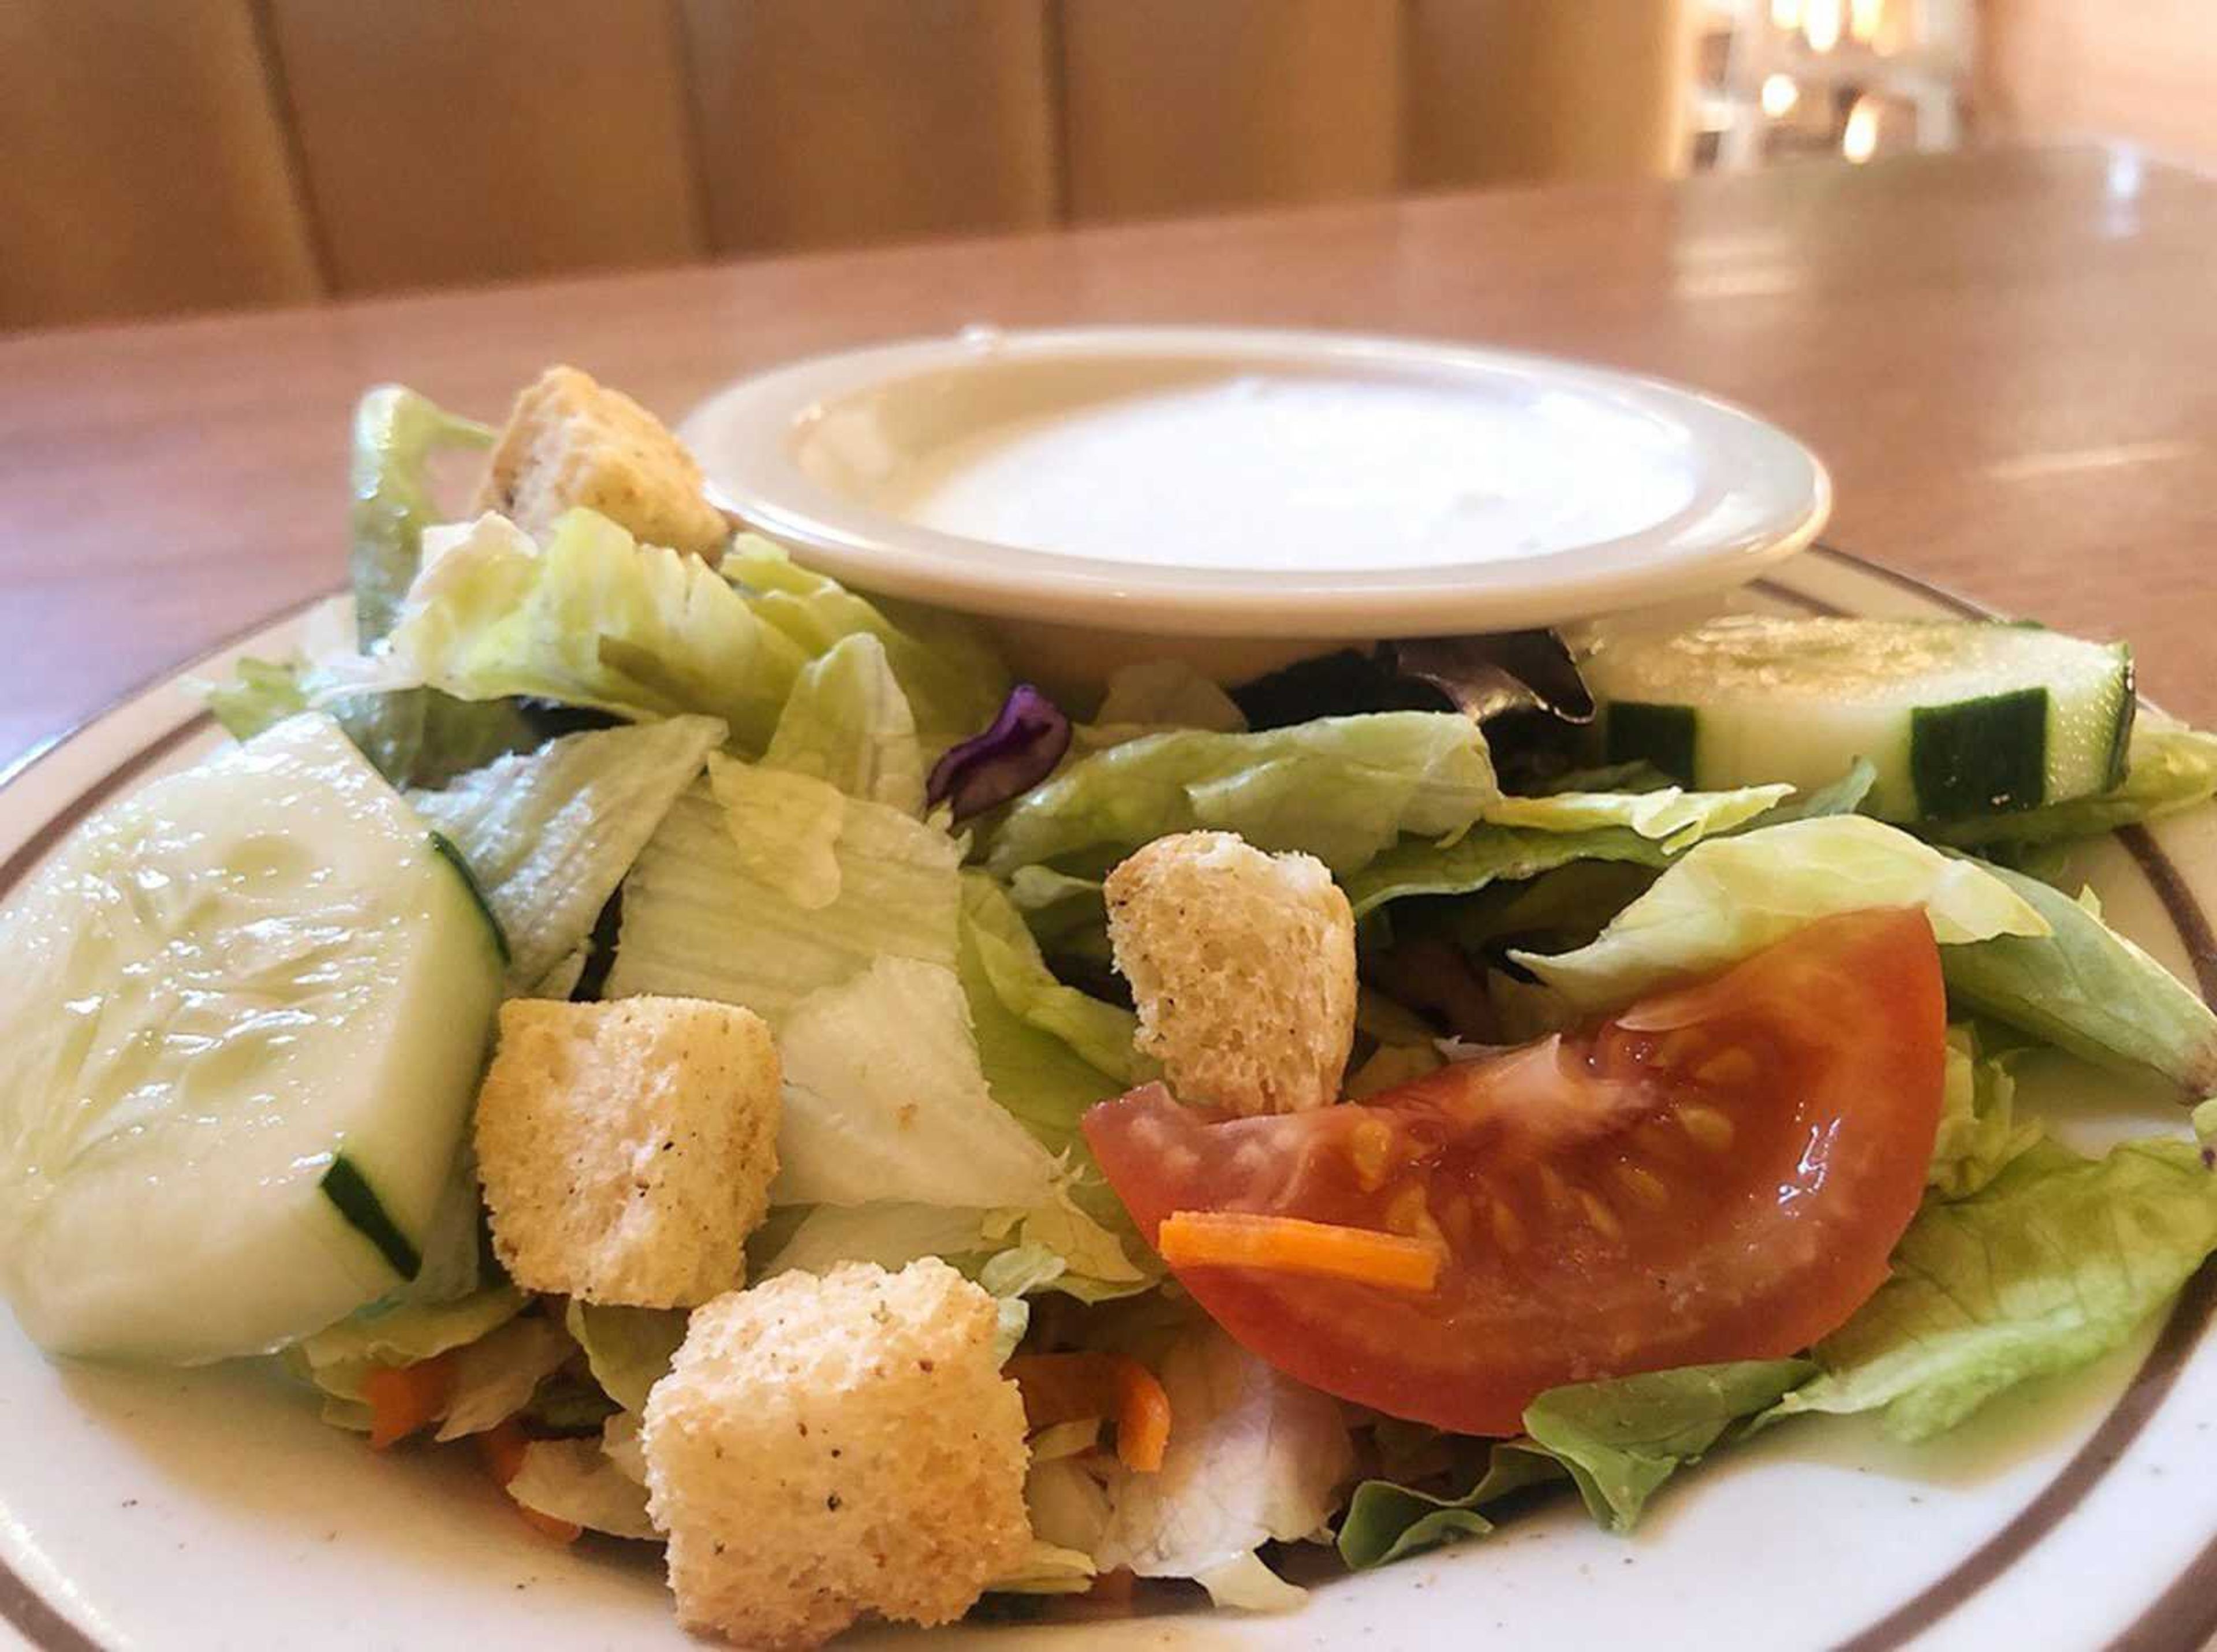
362,1351 -> 457,1450
1005,1352 -> 1173,1474
478,1420 -> 581,1544
1156,1209 -> 1442,1294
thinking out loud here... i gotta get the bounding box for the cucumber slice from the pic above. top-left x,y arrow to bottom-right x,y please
0,714 -> 502,1363
1584,617 -> 2133,822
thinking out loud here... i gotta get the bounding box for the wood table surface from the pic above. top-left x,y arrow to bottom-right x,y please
2,142 -> 2212,771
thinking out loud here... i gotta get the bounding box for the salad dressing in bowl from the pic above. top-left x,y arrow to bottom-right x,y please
874,372 -> 1698,574
681,326 -> 1829,695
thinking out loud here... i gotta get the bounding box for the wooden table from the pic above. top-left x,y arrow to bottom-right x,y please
2,143 -> 2211,770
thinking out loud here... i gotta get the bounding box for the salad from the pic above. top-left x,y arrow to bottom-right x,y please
3,365 -> 2217,1650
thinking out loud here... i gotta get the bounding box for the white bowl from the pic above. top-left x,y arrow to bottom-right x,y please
681,326 -> 1830,694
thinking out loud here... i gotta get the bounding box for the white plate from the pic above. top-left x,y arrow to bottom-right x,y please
681,328 -> 1831,687
5,549 -> 2217,1652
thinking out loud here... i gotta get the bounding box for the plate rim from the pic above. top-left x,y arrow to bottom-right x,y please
681,325 -> 1834,637
2,545 -> 2213,1652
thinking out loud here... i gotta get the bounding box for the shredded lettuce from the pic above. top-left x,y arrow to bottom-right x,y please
987,1539 -> 1100,1596
606,767 -> 961,1025
348,385 -> 493,643
507,1435 -> 658,1539
1516,816 -> 2052,1011
564,1300 -> 688,1414
1091,1326 -> 1353,1608
330,511 -> 808,751
1943,856 -> 2217,1094
772,957 -> 1062,1210
1092,659 -> 1248,736
1480,782 -> 1793,847
759,1202 -> 1145,1309
206,658 -> 312,744
762,633 -> 927,813
1930,1027 -> 2042,1198
986,712 -> 1499,879
723,536 -> 1008,757
707,753 -> 849,911
1341,769 -> 1864,920
1921,721 -> 2217,848
1342,823 -> 1667,920
412,715 -> 725,991
322,387 -> 538,788
760,1204 -> 995,1281
435,1313 -> 576,1441
1766,1137 -> 2217,1441
287,1288 -> 526,1426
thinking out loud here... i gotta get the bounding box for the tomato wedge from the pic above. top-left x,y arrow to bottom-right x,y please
1083,908 -> 1946,1435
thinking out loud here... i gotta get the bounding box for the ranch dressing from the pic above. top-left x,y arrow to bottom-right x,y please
878,373 -> 1697,573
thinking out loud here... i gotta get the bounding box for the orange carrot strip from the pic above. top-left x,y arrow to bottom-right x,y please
363,1351 -> 457,1450
478,1420 -> 581,1544
1006,1352 -> 1173,1474
1156,1210 -> 1442,1294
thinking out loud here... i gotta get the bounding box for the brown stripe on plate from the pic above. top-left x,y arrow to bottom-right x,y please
1808,542 -> 1993,619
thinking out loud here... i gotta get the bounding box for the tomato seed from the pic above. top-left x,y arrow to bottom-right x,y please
1678,1103 -> 1737,1153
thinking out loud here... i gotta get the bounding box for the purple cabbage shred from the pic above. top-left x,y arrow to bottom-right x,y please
927,683 -> 1071,822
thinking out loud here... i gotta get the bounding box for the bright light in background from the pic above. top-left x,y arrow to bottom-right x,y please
1805,0 -> 1843,51
1760,74 -> 1800,117
1842,96 -> 1879,162
1850,0 -> 1884,43
1770,0 -> 1804,28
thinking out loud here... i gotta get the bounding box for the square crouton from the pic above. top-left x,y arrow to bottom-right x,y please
641,1259 -> 1031,1650
1106,829 -> 1357,1115
474,996 -> 778,1308
473,365 -> 730,559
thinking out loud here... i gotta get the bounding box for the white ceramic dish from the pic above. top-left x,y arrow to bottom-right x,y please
681,327 -> 1832,691
4,546 -> 2215,1652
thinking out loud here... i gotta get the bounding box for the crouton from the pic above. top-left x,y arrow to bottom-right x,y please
1105,830 -> 1356,1115
641,1259 -> 1031,1650
474,996 -> 778,1308
474,365 -> 730,558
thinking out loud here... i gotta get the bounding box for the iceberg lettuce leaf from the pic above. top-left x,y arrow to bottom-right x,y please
1514,816 -> 2051,1012
434,1312 -> 577,1441
606,766 -> 961,1027
723,536 -> 1008,757
771,956 -> 1062,1211
1092,1326 -> 1353,1606
986,713 -> 1499,879
507,1436 -> 658,1539
762,632 -> 927,813
564,1300 -> 688,1415
331,511 -> 807,752
1481,782 -> 1793,846
412,715 -> 725,991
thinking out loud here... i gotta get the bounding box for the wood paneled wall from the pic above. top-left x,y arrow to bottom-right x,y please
1,0 -> 1693,330
1974,0 -> 2217,171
